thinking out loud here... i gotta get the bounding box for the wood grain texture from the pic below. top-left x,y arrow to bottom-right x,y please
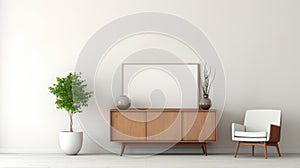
110,109 -> 216,142
269,124 -> 281,142
111,111 -> 146,141
147,111 -> 181,141
182,111 -> 216,141
235,142 -> 281,159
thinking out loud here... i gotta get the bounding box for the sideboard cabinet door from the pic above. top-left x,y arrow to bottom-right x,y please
182,111 -> 216,141
111,111 -> 147,141
147,110 -> 181,141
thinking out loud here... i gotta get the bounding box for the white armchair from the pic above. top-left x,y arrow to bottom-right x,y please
232,109 -> 282,159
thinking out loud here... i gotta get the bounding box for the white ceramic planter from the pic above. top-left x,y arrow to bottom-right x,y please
59,131 -> 83,155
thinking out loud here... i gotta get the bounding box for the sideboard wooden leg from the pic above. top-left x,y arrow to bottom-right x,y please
201,143 -> 205,155
203,143 -> 208,156
120,143 -> 126,156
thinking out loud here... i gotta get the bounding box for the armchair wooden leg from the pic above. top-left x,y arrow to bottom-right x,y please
264,142 -> 267,159
234,141 -> 240,158
275,143 -> 282,157
252,145 -> 255,156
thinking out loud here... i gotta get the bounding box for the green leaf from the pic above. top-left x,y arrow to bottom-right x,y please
49,72 -> 93,114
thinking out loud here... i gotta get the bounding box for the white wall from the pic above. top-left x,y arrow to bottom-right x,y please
0,0 -> 300,153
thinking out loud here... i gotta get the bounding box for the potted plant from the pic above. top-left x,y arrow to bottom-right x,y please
49,72 -> 93,155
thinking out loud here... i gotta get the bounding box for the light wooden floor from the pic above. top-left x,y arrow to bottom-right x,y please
0,154 -> 299,168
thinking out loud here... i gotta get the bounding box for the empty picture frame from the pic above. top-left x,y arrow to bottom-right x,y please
122,63 -> 200,108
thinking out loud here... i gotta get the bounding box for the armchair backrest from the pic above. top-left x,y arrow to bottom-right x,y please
244,109 -> 281,132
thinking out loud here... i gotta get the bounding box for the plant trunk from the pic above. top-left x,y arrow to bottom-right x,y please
69,113 -> 73,132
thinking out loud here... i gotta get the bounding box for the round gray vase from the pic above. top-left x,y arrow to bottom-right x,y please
116,95 -> 131,110
199,94 -> 212,110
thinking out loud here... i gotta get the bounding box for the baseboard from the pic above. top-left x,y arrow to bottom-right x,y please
0,146 -> 298,154
0,148 -> 62,154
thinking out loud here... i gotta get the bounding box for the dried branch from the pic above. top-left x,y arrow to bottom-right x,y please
201,64 -> 216,96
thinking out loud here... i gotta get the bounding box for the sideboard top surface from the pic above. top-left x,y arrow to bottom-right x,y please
110,108 -> 216,112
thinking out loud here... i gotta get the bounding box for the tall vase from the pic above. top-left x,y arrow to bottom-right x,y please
199,94 -> 211,110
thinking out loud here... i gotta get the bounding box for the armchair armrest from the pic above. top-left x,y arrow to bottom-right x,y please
232,123 -> 245,140
267,124 -> 281,142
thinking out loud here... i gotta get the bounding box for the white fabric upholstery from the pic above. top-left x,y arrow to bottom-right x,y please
235,131 -> 267,138
244,109 -> 281,132
231,123 -> 245,140
233,137 -> 267,142
232,109 -> 281,142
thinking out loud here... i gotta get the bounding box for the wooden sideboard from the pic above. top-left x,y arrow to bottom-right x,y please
110,108 -> 216,156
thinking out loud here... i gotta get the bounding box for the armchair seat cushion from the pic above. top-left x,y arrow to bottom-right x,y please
235,131 -> 267,138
